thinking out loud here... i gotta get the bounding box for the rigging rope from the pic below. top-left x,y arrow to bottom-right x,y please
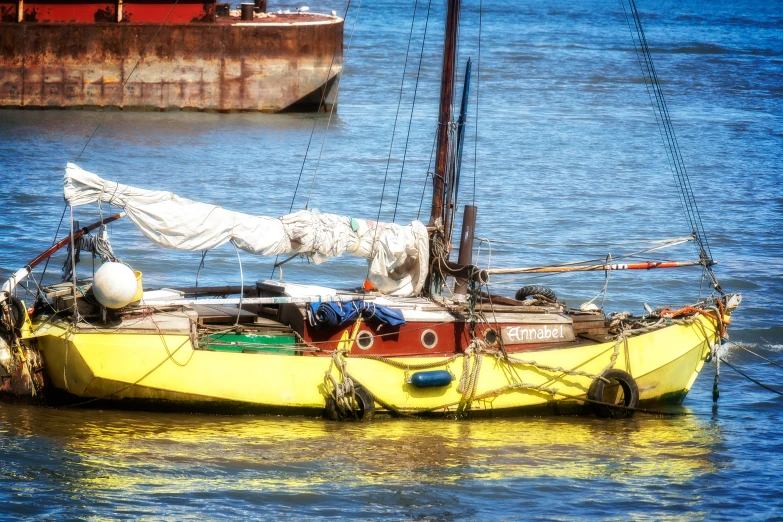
74,0 -> 181,163
416,128 -> 440,220
288,0 -> 355,214
720,358 -> 783,397
373,0 -> 424,241
621,0 -> 720,292
232,243 -> 244,327
733,343 -> 783,372
34,204 -> 68,302
392,0 -> 434,223
271,0 -> 362,279
195,250 -> 208,299
304,0 -> 365,209
472,0 -> 483,206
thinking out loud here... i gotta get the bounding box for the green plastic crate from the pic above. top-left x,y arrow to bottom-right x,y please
200,332 -> 297,355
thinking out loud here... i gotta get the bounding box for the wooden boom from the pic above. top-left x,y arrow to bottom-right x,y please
486,260 -> 706,275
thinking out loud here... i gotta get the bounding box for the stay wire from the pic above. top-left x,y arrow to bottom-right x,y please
288,0 -> 354,214
720,358 -> 783,397
365,0 -> 425,284
392,0 -> 433,223
623,3 -> 686,212
271,0 -> 359,279
622,1 -> 691,238
623,3 -> 713,273
632,3 -> 710,258
35,204 -> 69,301
416,129 -> 439,220
376,0 -> 422,229
733,344 -> 783,372
74,0 -> 181,163
472,0 -> 482,206
621,0 -> 712,261
304,0 -> 365,209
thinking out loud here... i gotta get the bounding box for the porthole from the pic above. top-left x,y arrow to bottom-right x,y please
421,329 -> 438,349
356,330 -> 374,350
484,329 -> 499,347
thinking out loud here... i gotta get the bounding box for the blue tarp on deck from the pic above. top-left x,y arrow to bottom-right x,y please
308,301 -> 406,328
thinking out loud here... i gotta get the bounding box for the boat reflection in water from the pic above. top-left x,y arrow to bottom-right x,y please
0,403 -> 721,504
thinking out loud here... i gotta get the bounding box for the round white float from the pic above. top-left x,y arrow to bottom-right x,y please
92,262 -> 138,309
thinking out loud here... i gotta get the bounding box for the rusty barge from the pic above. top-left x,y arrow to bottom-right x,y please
0,0 -> 343,112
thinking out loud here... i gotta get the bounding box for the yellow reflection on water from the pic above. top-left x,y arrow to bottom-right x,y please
0,404 -> 721,498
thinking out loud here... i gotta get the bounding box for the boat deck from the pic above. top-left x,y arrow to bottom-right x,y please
36,278 -> 610,358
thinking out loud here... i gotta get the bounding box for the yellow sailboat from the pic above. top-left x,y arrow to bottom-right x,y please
5,270 -> 739,418
0,0 -> 740,419
21,301 -> 734,417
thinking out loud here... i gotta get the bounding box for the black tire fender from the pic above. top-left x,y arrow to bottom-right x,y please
588,369 -> 639,419
324,384 -> 375,421
2,295 -> 25,331
324,396 -> 340,421
354,385 -> 375,421
515,285 -> 557,301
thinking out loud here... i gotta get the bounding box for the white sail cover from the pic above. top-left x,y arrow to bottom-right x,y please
64,164 -> 429,296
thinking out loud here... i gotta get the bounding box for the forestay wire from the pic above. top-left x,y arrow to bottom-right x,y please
621,0 -> 721,292
367,0 -> 430,281
303,0 -> 365,210
472,0 -> 483,206
376,0 -> 424,227
74,0 -> 181,163
272,0 -> 362,278
392,0 -> 434,223
288,0 -> 355,213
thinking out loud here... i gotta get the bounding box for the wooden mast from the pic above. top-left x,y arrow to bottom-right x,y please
425,0 -> 461,296
429,0 -> 461,227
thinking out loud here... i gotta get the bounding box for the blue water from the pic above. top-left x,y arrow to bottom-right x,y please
1,0 -> 782,519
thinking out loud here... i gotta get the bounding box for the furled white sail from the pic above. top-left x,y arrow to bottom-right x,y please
64,164 -> 429,296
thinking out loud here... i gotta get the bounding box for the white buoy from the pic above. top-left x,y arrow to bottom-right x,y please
93,262 -> 138,309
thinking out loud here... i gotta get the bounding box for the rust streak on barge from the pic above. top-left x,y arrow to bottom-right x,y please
0,1 -> 343,112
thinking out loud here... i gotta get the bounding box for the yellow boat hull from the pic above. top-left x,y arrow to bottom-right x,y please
27,312 -> 720,416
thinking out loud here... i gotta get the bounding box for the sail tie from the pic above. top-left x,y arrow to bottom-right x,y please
62,225 -> 119,280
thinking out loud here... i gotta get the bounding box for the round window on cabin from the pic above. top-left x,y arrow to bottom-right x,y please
421,329 -> 438,349
484,329 -> 498,346
356,330 -> 374,350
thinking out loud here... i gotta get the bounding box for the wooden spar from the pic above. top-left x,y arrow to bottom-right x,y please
486,260 -> 705,275
454,204 -> 477,295
27,213 -> 125,272
445,58 -> 472,241
1,213 -> 125,296
428,0 -> 461,227
137,295 -> 361,307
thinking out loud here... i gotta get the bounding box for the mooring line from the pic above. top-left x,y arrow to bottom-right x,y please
720,358 -> 783,397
